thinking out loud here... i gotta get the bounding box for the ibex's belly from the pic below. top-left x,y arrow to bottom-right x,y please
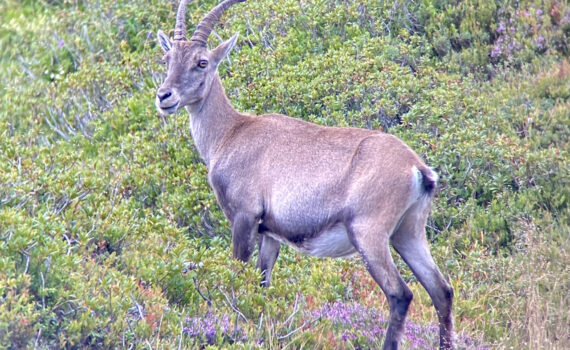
266,223 -> 357,258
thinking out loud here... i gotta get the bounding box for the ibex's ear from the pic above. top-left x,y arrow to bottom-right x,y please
211,33 -> 238,67
157,30 -> 172,53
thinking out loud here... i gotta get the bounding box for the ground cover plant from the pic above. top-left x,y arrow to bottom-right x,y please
0,0 -> 568,349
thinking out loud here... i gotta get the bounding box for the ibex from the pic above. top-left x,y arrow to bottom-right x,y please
155,0 -> 454,349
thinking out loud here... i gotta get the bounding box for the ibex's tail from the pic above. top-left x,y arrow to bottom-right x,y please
413,166 -> 438,197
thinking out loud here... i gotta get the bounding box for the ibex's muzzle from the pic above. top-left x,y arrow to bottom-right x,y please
155,87 -> 180,115
157,90 -> 171,102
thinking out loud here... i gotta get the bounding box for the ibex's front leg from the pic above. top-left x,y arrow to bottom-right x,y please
231,213 -> 258,262
256,234 -> 280,286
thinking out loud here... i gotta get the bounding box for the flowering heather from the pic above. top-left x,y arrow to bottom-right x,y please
489,6 -> 555,62
535,35 -> 547,51
310,301 -> 386,344
309,301 -> 489,349
183,312 -> 244,345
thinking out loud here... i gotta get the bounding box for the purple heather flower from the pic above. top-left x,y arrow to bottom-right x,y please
183,312 -> 245,345
58,39 -> 64,48
537,9 -> 543,15
309,301 -> 491,348
220,314 -> 230,333
203,315 -> 217,343
561,12 -> 570,25
147,31 -> 153,38
535,35 -> 547,50
496,22 -> 506,34
490,45 -> 502,58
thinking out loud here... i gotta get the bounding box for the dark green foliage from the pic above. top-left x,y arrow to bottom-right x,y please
1,0 -> 568,348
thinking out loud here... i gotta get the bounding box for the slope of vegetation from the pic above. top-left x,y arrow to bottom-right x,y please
1,0 -> 568,348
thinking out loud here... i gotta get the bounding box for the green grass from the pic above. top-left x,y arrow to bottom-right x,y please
1,0 -> 568,348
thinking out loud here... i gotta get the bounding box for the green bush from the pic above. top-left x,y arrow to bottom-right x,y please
1,0 -> 568,348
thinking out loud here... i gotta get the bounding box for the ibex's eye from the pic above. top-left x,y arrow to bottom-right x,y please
198,60 -> 208,69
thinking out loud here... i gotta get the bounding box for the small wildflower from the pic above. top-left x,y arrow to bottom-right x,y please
490,44 -> 502,58
496,22 -> 506,34
183,312 -> 245,345
535,35 -> 547,50
308,301 -> 487,349
58,39 -> 64,48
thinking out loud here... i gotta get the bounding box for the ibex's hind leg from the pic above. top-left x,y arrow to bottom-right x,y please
256,234 -> 280,286
349,219 -> 413,350
391,205 -> 454,350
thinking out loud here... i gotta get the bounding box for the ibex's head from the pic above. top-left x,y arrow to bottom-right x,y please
155,0 -> 244,115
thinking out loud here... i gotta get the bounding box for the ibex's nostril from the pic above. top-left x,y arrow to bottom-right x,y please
158,91 -> 172,102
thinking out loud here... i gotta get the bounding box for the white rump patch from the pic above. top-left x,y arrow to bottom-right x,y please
411,166 -> 423,198
411,165 -> 438,198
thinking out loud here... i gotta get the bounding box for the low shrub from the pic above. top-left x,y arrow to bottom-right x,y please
1,0 -> 567,348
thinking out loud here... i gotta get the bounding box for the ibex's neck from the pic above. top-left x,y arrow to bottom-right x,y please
185,74 -> 240,167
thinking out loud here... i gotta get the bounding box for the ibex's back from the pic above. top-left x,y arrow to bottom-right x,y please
155,1 -> 454,349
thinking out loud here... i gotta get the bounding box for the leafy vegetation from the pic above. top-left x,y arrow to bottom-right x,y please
1,0 -> 568,348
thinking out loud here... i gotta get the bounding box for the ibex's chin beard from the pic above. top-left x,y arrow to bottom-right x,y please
156,101 -> 180,116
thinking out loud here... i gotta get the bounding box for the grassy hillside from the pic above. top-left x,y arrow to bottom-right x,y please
1,0 -> 568,348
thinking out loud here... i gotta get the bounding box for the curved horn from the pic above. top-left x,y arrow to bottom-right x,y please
174,0 -> 192,41
190,0 -> 246,45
